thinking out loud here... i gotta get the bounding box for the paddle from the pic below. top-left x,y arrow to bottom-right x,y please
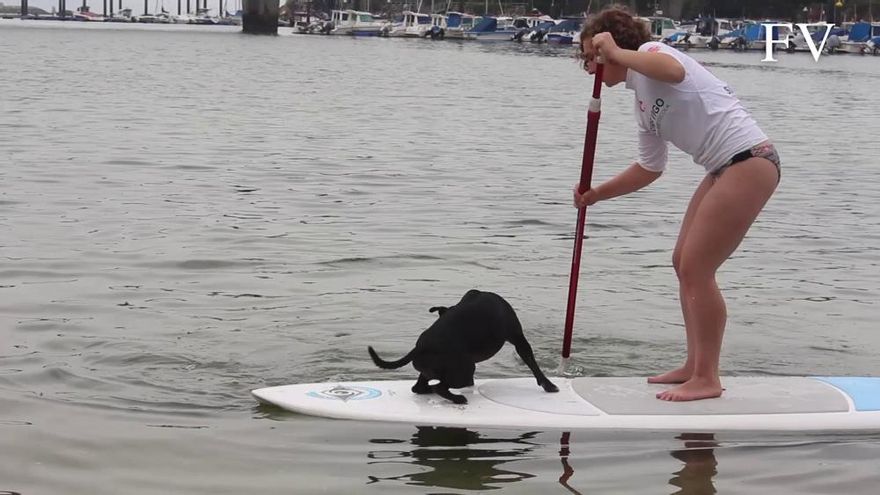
560,61 -> 604,375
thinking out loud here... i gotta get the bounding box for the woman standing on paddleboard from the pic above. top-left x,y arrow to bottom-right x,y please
572,7 -> 781,402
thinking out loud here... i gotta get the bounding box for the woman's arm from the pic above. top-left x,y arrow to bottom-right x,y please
574,163 -> 662,207
591,32 -> 685,84
614,50 -> 685,84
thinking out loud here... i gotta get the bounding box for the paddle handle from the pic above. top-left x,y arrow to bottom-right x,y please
561,64 -> 604,368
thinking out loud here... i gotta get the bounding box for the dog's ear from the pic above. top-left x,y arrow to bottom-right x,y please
429,306 -> 449,316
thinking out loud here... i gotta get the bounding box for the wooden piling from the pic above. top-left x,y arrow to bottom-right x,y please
242,0 -> 278,35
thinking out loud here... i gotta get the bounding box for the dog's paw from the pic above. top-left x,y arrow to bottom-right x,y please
542,381 -> 559,393
412,383 -> 432,394
451,395 -> 468,405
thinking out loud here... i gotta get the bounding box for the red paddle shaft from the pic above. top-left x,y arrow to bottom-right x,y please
561,64 -> 604,364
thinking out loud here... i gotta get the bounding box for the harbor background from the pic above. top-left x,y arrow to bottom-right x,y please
2,21 -> 880,494
2,0 -> 874,23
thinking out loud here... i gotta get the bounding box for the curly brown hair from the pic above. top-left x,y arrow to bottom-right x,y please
576,5 -> 652,66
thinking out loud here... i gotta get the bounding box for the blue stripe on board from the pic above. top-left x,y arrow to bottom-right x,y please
815,377 -> 880,412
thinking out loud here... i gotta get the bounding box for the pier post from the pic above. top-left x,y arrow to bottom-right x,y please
21,0 -> 28,17
241,0 -> 278,35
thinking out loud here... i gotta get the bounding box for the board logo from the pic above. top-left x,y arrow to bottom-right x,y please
307,385 -> 382,402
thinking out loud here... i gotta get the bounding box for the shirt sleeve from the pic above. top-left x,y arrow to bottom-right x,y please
638,42 -> 690,86
637,128 -> 668,172
639,41 -> 686,57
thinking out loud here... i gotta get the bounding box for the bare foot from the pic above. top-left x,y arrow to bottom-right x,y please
656,377 -> 723,402
647,366 -> 692,384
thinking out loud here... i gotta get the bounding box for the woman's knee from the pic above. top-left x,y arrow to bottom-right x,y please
672,249 -> 683,278
676,256 -> 716,288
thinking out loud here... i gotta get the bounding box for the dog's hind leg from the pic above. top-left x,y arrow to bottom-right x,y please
432,384 -> 467,404
411,374 -> 432,394
511,336 -> 559,393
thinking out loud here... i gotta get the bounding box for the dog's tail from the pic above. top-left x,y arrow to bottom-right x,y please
429,306 -> 448,316
368,346 -> 414,369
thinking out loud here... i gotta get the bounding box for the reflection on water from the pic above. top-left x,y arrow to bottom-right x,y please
557,431 -> 582,495
560,431 -> 718,495
367,426 -> 538,490
669,433 -> 719,495
367,427 -> 721,494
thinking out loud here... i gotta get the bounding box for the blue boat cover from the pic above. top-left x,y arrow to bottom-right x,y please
447,12 -> 462,29
722,27 -> 745,40
471,16 -> 497,33
550,19 -> 582,32
847,22 -> 871,43
813,26 -> 846,41
744,23 -> 764,42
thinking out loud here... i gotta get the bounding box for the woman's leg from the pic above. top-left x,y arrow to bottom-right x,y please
657,157 -> 778,401
648,175 -> 716,384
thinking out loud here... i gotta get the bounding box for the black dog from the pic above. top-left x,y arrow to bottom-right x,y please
368,289 -> 559,404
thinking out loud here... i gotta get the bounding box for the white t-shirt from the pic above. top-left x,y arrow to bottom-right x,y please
625,42 -> 768,173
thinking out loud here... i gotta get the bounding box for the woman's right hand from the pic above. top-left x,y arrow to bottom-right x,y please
573,184 -> 600,208
591,32 -> 623,65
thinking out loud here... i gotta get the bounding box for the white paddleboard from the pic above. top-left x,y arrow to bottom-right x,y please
252,376 -> 880,432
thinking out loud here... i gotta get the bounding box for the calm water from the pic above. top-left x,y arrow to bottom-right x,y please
2,20 -> 880,494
